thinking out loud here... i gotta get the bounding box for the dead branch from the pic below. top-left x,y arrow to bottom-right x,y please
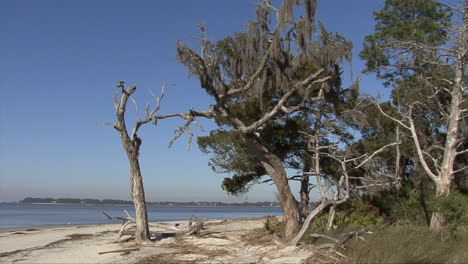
288,137 -> 399,246
98,248 -> 140,255
102,211 -> 137,243
272,233 -> 287,246
101,210 -> 134,223
309,233 -> 339,243
311,228 -> 371,252
187,216 -> 206,237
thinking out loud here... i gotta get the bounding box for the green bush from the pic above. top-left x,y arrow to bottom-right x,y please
264,216 -> 285,235
429,191 -> 468,233
310,210 -> 383,232
310,199 -> 384,232
369,184 -> 433,225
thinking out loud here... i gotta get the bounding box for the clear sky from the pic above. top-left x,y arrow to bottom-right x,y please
0,0 -> 392,203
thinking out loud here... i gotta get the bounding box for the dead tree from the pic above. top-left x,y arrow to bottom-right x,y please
288,135 -> 400,246
100,81 -> 213,243
177,0 -> 353,238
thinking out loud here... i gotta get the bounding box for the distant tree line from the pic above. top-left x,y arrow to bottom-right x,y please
18,197 -> 283,207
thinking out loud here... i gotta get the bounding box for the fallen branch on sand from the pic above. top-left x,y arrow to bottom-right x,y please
310,228 -> 372,258
101,210 -> 137,243
102,211 -> 197,242
98,248 -> 140,255
187,216 -> 206,237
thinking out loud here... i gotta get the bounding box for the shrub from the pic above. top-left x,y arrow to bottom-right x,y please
310,210 -> 383,232
264,216 -> 285,235
429,191 -> 468,233
369,184 -> 433,225
310,199 -> 384,232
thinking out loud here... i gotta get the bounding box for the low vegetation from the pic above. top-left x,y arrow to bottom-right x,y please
345,226 -> 468,264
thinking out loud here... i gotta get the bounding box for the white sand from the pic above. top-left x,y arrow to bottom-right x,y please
0,218 -> 317,264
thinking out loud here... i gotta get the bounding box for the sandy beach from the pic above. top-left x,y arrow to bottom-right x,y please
0,217 -> 318,264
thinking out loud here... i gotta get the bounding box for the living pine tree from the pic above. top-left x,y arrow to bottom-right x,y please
360,0 -> 467,230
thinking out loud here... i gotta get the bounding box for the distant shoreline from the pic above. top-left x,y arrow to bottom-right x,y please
5,202 -> 280,208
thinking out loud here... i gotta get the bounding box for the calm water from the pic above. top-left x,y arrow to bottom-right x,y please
0,203 -> 283,229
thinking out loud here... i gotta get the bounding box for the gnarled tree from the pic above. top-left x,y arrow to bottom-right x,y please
177,0 -> 353,238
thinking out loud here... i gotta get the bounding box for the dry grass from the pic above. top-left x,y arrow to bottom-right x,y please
240,228 -> 276,246
66,233 -> 94,240
345,225 -> 468,264
137,253 -> 197,264
136,236 -> 229,264
300,248 -> 346,264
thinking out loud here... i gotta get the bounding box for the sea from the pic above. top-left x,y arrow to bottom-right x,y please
0,203 -> 283,229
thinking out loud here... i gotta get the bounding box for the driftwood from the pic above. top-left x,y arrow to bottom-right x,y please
101,210 -> 137,243
187,216 -> 206,236
103,211 -> 201,242
119,230 -> 177,238
98,248 -> 140,255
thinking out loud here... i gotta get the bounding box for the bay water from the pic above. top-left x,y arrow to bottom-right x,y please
0,203 -> 283,229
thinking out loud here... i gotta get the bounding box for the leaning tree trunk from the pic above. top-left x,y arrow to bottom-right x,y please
262,156 -> 300,238
245,135 -> 300,238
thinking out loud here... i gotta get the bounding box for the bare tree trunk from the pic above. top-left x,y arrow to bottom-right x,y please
289,202 -> 330,246
119,134 -> 151,243
112,83 -> 151,243
395,126 -> 402,189
430,180 -> 453,230
327,181 -> 341,231
429,4 -> 467,230
299,155 -> 312,223
326,205 -> 336,231
299,175 -> 310,223
430,182 -> 450,230
128,154 -> 151,243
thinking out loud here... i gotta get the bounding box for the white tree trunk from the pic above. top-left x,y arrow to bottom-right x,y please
429,3 -> 467,230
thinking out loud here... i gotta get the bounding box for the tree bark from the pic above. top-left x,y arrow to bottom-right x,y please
113,84 -> 151,243
261,154 -> 300,238
299,175 -> 310,223
429,3 -> 467,230
289,202 -> 330,246
430,182 -> 451,230
244,135 -> 300,238
121,136 -> 151,243
128,153 -> 151,242
299,155 -> 312,223
326,205 -> 337,231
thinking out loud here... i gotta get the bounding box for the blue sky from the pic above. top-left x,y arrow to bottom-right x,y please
0,0 -> 392,202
